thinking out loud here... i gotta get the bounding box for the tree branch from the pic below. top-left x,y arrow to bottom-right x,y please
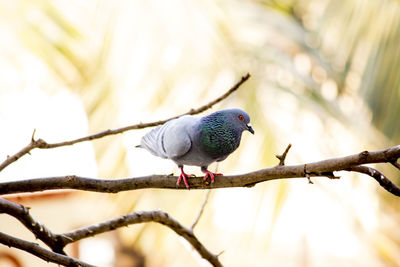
0,197 -> 222,266
275,143 -> 292,166
0,198 -> 66,254
1,145 -> 399,196
0,232 -> 94,267
59,210 -> 222,267
0,137 -> 47,174
347,165 -> 400,196
4,72 -> 398,267
0,73 -> 250,173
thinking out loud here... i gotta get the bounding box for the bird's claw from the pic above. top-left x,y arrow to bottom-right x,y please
177,168 -> 195,189
202,170 -> 222,184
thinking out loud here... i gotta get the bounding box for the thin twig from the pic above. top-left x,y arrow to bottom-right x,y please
0,232 -> 94,267
43,73 -> 251,149
59,210 -> 222,267
1,145 -> 400,196
0,73 -> 250,174
347,165 -> 400,196
0,138 -> 47,173
305,173 -> 314,184
276,144 -> 292,166
191,190 -> 212,230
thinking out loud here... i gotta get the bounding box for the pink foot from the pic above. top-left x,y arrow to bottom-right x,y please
202,169 -> 222,184
177,167 -> 194,189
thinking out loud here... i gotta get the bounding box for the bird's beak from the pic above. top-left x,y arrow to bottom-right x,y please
247,124 -> 255,134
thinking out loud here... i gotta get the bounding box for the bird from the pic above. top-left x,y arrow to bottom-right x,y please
137,108 -> 254,188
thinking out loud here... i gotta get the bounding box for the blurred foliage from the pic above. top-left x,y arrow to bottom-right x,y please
17,0 -> 128,178
2,0 -> 400,266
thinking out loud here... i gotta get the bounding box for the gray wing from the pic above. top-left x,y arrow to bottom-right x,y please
140,115 -> 198,159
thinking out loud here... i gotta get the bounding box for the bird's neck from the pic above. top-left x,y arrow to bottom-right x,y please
199,115 -> 241,159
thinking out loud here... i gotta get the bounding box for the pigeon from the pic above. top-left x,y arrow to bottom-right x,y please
137,108 -> 254,188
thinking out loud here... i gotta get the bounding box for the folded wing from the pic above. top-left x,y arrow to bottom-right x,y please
140,115 -> 197,160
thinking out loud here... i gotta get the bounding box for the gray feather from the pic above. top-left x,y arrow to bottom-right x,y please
140,115 -> 199,160
138,109 -> 253,169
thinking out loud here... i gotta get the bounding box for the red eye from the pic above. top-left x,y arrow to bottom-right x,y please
238,115 -> 244,121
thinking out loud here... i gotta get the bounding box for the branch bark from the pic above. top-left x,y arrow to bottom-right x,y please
347,165 -> 400,196
0,198 -> 66,254
1,145 -> 399,196
0,232 -> 94,267
59,210 -> 222,267
0,199 -> 222,267
275,144 -> 292,166
0,73 -> 250,173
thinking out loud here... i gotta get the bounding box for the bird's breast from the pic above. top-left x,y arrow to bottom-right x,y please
199,127 -> 241,159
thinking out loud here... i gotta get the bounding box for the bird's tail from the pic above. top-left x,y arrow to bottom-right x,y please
139,126 -> 168,158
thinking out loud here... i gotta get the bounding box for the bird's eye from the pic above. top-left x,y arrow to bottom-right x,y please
238,115 -> 244,121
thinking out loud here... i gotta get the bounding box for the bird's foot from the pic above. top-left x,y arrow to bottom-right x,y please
202,170 -> 222,184
177,167 -> 195,189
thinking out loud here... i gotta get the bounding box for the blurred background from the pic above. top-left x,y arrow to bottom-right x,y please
0,0 -> 400,266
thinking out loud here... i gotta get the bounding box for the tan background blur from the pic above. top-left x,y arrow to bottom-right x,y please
1,0 -> 400,266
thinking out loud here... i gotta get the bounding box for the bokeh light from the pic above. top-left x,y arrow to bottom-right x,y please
1,0 -> 400,266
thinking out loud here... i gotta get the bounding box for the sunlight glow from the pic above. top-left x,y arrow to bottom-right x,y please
0,88 -> 97,180
79,238 -> 115,267
0,0 -> 396,266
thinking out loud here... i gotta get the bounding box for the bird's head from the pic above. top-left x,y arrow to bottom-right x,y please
224,109 -> 255,135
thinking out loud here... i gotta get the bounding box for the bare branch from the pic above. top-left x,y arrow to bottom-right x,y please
347,165 -> 400,196
391,160 -> 400,171
0,138 -> 47,173
59,210 -> 222,267
43,73 -> 251,149
0,232 -> 94,267
276,144 -> 292,166
0,198 -> 65,254
1,145 -> 400,196
191,190 -> 212,230
0,73 -> 250,173
1,197 -> 222,266
305,173 -> 314,184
